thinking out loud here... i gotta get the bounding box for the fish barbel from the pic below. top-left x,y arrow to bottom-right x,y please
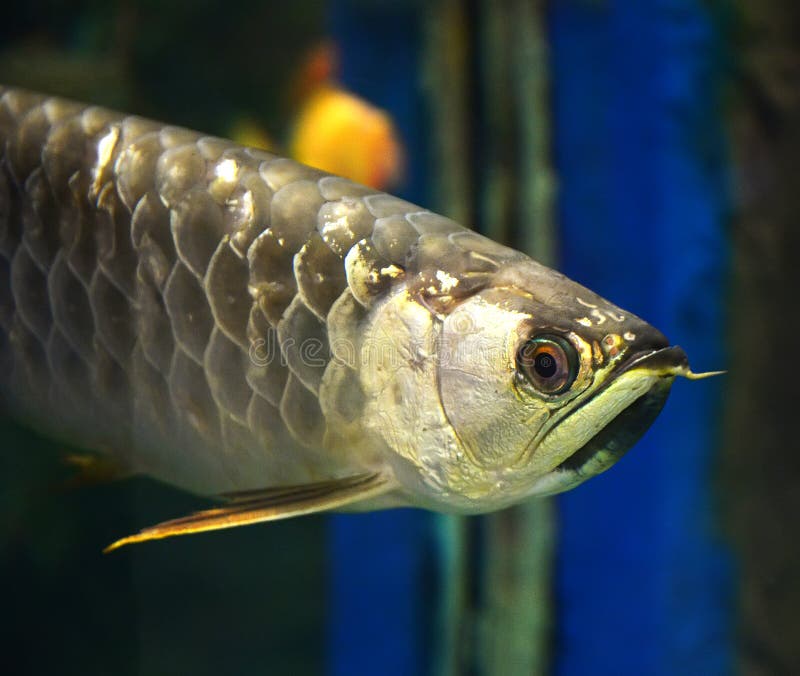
0,87 -> 717,549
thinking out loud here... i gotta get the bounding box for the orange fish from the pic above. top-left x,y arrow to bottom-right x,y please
288,42 -> 404,190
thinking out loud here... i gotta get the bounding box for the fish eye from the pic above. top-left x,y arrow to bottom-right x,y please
517,334 -> 579,396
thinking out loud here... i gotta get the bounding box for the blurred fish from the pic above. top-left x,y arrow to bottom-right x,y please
0,87 -> 720,550
288,42 -> 403,190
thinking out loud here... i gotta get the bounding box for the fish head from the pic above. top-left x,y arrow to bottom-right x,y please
364,257 -> 712,513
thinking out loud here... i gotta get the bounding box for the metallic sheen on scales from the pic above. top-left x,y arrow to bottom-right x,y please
0,87 -> 709,547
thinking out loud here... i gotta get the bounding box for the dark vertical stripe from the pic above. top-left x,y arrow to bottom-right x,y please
548,2 -> 733,674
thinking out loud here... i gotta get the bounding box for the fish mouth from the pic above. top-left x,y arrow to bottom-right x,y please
555,346 -> 686,477
620,345 -> 690,377
524,346 -> 690,496
556,377 -> 671,474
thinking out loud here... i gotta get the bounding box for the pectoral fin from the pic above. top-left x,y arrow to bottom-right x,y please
104,472 -> 390,553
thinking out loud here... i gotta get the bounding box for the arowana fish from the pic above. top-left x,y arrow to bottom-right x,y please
0,86 -> 718,551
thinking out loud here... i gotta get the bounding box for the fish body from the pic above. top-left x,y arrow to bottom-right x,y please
0,87 -> 707,545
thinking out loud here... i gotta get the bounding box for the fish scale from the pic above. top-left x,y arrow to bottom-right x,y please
0,86 -> 483,496
0,86 -> 706,547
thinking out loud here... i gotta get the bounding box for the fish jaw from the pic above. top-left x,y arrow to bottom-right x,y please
523,367 -> 675,497
523,341 -> 722,497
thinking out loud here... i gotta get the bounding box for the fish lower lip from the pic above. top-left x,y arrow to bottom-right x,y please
557,378 -> 672,474
552,345 -> 684,477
